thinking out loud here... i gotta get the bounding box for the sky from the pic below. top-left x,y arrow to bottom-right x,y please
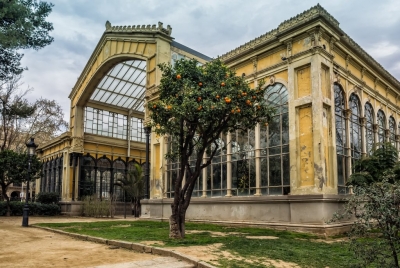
19,0 -> 400,122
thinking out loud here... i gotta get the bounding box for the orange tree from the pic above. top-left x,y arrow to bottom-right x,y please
147,59 -> 274,238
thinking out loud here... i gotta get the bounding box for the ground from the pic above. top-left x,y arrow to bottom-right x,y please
0,216 -> 193,268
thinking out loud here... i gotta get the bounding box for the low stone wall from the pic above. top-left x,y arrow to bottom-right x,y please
141,195 -> 352,235
59,201 -> 133,217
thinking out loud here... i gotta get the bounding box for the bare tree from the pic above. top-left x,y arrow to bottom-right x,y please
0,75 -> 68,152
0,75 -> 35,151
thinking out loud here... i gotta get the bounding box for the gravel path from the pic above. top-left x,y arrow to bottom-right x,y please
0,216 -> 194,268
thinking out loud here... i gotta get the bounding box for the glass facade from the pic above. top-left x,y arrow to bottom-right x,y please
334,84 -> 348,193
377,110 -> 386,145
389,116 -> 396,146
165,83 -> 290,197
349,94 -> 362,167
41,157 -> 63,196
365,102 -> 375,156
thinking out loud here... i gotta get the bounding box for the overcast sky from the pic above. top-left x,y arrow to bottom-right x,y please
19,0 -> 400,122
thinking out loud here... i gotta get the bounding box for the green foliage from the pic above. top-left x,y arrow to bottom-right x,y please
332,180 -> 400,267
0,150 -> 42,215
148,59 -> 273,144
349,142 -> 399,186
114,163 -> 144,200
333,144 -> 400,267
147,59 -> 274,237
37,221 -> 357,267
0,150 -> 42,188
0,201 -> 60,216
0,0 -> 54,80
35,192 -> 59,204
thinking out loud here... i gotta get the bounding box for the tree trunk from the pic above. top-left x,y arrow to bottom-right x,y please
169,203 -> 186,238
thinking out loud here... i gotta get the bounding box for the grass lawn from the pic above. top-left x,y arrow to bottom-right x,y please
35,220 -> 356,268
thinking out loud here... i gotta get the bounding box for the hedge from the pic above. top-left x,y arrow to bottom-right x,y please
0,201 -> 60,216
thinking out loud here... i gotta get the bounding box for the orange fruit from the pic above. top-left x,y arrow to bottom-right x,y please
176,74 -> 181,79
197,106 -> 203,111
198,82 -> 203,86
221,82 -> 225,87
231,109 -> 235,114
216,95 -> 220,99
197,97 -> 202,102
167,105 -> 172,110
153,104 -> 157,109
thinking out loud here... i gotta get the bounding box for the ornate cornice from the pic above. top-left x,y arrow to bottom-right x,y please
220,4 -> 337,62
219,4 -> 400,92
105,21 -> 172,36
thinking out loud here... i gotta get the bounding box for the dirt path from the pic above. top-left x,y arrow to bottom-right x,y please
0,216 -> 193,268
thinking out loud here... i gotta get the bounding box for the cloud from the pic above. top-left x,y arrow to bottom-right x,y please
15,0 -> 400,123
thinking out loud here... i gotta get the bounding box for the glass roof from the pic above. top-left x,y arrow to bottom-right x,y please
90,60 -> 146,112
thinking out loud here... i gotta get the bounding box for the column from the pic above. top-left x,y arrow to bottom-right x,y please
226,132 -> 232,197
144,126 -> 151,199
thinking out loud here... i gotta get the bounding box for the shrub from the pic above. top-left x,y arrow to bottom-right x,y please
35,192 -> 60,204
81,195 -> 115,218
0,201 -> 60,216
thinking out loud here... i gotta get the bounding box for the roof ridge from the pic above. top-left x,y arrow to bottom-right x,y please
220,4 -> 337,61
104,21 -> 172,36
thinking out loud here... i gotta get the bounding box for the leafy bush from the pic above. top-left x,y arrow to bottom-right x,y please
81,195 -> 115,218
35,192 -> 60,204
0,201 -> 60,216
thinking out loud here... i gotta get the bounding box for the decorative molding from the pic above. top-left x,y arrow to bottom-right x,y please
359,117 -> 366,126
219,4 -> 400,93
373,124 -> 378,133
269,75 -> 276,85
344,109 -> 352,119
104,21 -> 172,36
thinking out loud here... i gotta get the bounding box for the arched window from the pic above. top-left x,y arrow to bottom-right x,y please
334,84 -> 348,193
260,83 -> 290,195
97,157 -> 111,200
79,155 -> 96,199
365,103 -> 375,156
389,116 -> 396,146
50,159 -> 56,192
349,94 -> 362,167
113,159 -> 126,201
377,110 -> 386,145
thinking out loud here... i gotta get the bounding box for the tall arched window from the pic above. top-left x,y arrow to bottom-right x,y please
260,83 -> 290,195
389,116 -> 396,146
113,159 -> 126,201
349,94 -> 362,167
79,155 -> 96,199
97,157 -> 111,200
377,110 -> 386,145
365,103 -> 375,156
334,84 -> 348,193
41,161 -> 47,192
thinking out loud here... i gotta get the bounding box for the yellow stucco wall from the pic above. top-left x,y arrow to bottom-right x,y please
297,65 -> 311,98
298,106 -> 314,187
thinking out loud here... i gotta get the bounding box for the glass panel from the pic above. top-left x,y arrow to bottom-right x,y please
89,60 -> 147,111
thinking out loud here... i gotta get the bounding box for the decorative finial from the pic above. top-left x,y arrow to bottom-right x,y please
105,20 -> 111,30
